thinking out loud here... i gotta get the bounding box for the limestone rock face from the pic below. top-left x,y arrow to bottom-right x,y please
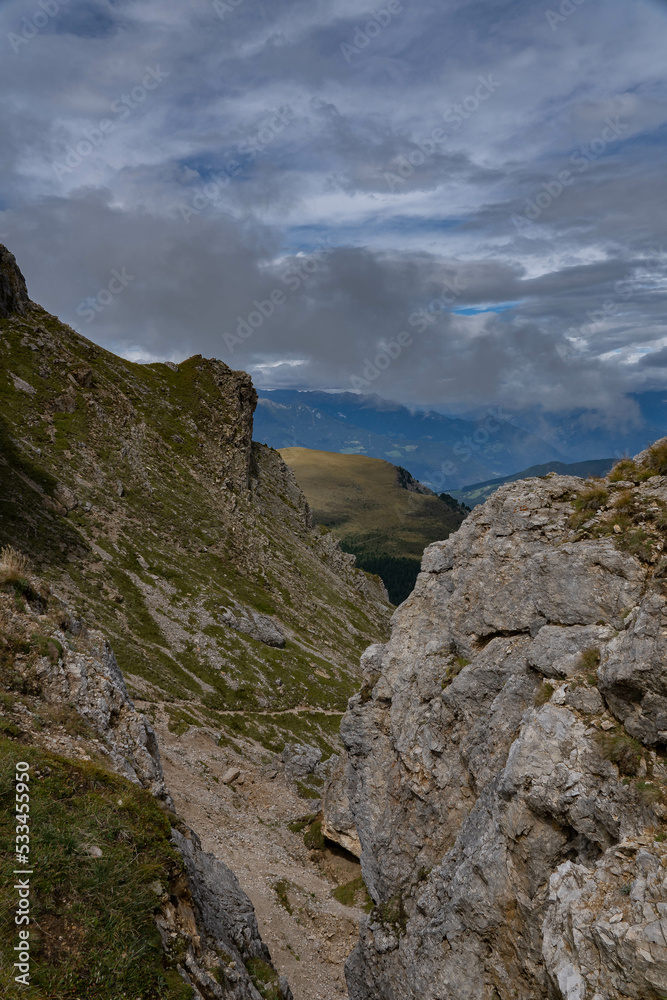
36,627 -> 168,798
0,243 -> 29,317
172,828 -> 293,1000
335,469 -> 667,1000
322,753 -> 362,857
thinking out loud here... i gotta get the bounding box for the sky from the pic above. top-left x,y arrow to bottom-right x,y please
1,0 -> 667,419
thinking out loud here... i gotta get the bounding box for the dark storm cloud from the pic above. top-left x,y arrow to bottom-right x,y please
0,0 -> 666,417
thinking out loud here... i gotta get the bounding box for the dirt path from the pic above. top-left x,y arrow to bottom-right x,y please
149,711 -> 364,1000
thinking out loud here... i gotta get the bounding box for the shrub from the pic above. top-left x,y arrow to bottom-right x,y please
534,682 -> 554,707
608,459 -> 640,483
616,527 -> 653,563
578,647 -> 601,674
598,731 -> 644,776
644,439 -> 667,477
572,484 -> 609,513
613,490 -> 636,512
0,545 -> 30,586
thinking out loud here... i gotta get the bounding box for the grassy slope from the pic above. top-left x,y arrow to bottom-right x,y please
0,737 -> 191,1000
280,448 -> 466,603
0,304 -> 390,758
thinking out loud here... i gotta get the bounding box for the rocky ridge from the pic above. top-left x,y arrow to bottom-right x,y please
0,242 -> 390,760
328,448 -> 667,999
0,243 -> 389,997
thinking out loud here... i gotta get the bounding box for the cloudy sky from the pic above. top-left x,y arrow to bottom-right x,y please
2,0 -> 667,416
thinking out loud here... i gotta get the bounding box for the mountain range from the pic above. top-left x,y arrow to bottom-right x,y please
449,457 -> 617,507
254,389 -> 667,491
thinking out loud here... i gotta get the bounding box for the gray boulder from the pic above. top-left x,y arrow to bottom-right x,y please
221,606 -> 286,647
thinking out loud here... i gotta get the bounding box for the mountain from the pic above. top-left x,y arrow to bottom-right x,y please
254,390 -> 566,491
0,244 -> 392,997
255,389 -> 667,493
0,248 -> 390,749
326,443 -> 667,1000
505,393 -> 667,462
280,448 -> 469,604
450,457 -> 616,507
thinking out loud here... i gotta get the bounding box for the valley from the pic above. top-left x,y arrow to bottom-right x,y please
280,448 -> 468,604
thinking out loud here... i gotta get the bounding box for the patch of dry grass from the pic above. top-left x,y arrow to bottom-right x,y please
0,545 -> 30,585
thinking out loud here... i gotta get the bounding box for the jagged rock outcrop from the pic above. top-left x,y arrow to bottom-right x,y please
171,828 -> 293,1000
322,753 -> 362,857
34,623 -> 169,798
331,452 -> 667,1000
0,243 -> 29,317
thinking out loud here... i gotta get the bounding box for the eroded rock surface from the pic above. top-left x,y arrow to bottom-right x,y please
0,243 -> 29,317
35,625 -> 169,797
334,462 -> 667,1000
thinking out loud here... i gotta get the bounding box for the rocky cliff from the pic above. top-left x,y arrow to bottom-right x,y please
0,245 -> 29,319
331,447 -> 667,1000
0,242 -> 389,758
0,243 -> 392,998
0,566 -> 291,999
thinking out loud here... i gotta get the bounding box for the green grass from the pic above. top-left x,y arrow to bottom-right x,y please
0,737 -> 192,1000
373,894 -> 407,936
246,957 -> 282,1000
274,879 -> 293,914
597,730 -> 644,776
303,818 -> 325,851
578,647 -> 600,673
332,874 -> 373,911
287,813 -> 317,835
534,682 -> 554,707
